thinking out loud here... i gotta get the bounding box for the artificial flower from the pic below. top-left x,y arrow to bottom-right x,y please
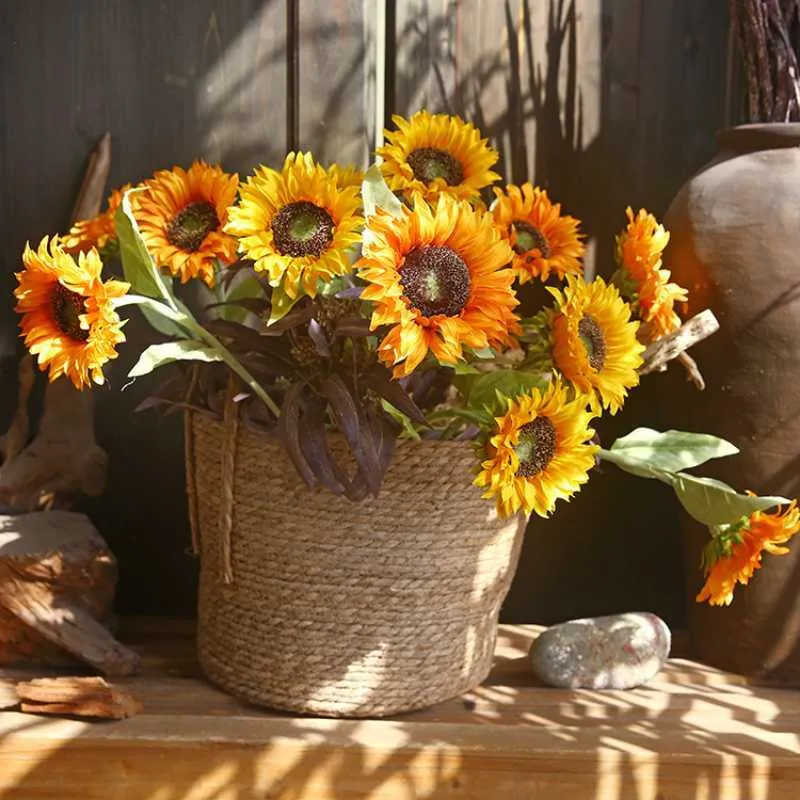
377,111 -> 500,203
475,379 -> 598,518
133,161 -> 239,287
62,183 -> 132,254
225,152 -> 362,300
697,501 -> 800,606
357,193 -> 519,377
14,237 -> 128,389
549,275 -> 644,414
491,183 -> 585,283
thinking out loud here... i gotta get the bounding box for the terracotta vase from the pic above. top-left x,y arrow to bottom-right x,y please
663,123 -> 800,684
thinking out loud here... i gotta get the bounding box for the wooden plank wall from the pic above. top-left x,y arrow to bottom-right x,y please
0,0 -> 730,622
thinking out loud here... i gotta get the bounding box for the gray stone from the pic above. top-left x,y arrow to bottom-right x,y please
529,612 -> 671,690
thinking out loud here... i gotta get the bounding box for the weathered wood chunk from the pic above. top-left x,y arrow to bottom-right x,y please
15,676 -> 143,719
0,511 -> 140,676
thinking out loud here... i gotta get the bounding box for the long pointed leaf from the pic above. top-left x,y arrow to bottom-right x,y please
128,341 -> 222,379
321,374 -> 361,444
300,399 -> 349,495
362,366 -> 426,425
278,383 -> 316,488
609,428 -> 739,473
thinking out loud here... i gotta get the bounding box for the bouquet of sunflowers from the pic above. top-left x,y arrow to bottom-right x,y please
13,110 -> 800,608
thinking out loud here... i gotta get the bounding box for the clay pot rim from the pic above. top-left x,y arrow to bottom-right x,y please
716,122 -> 800,153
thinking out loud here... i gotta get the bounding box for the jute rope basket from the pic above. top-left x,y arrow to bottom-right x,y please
187,410 -> 527,718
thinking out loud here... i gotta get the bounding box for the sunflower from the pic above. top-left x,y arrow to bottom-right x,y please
376,111 -> 500,204
14,237 -> 129,390
614,207 -> 687,342
491,183 -> 585,283
475,379 -> 598,518
357,193 -> 519,377
62,183 -> 132,255
697,501 -> 800,606
133,161 -> 239,287
549,275 -> 644,414
224,152 -> 362,301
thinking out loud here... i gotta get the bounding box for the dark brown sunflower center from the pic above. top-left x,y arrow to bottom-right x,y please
166,201 -> 219,252
578,315 -> 606,371
51,283 -> 89,341
515,417 -> 557,478
512,220 -> 551,257
407,147 -> 464,186
399,245 -> 471,318
271,201 -> 334,258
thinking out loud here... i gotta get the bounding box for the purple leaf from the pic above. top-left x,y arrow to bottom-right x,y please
300,399 -> 349,495
362,366 -> 427,425
278,383 -> 317,488
308,318 -> 331,357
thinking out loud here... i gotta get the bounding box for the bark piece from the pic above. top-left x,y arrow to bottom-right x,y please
15,676 -> 142,720
0,512 -> 140,676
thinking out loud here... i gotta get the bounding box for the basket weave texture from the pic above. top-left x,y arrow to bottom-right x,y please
190,412 -> 526,717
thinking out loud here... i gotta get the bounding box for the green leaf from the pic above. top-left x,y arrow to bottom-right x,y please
608,428 -> 739,473
115,192 -> 186,338
128,340 -> 223,379
362,164 -> 403,218
468,370 -> 549,417
380,399 -> 421,441
667,473 -> 790,527
218,275 -> 265,323
451,362 -> 481,375
267,287 -> 303,325
426,406 -> 495,429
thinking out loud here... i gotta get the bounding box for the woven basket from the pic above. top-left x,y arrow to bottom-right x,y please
187,410 -> 527,717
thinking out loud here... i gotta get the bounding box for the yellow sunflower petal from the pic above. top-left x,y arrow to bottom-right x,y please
14,237 -> 129,390
225,152 -> 362,301
132,161 -> 239,287
491,183 -> 585,283
376,111 -> 500,204
62,183 -> 133,255
356,194 -> 519,377
474,379 -> 598,518
697,501 -> 800,606
550,275 -> 644,414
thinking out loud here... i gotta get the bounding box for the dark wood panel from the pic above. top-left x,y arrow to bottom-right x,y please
0,0 -> 287,614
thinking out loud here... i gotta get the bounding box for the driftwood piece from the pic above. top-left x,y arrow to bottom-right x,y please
15,676 -> 142,719
639,310 -> 720,389
0,380 -> 107,510
0,512 -> 140,676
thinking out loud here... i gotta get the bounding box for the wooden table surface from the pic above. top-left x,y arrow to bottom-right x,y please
1,619 -> 799,799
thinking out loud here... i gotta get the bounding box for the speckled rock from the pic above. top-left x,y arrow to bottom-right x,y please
529,612 -> 671,690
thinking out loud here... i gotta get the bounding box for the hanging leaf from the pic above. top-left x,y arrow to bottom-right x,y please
380,399 -> 421,440
468,370 -> 549,417
115,193 -> 186,338
361,366 -> 426,425
128,340 -> 222,379
321,374 -> 361,444
278,383 -> 316,488
308,319 -> 331,357
668,473 -> 790,527
608,428 -> 739,473
361,164 -> 404,218
299,398 -> 349,495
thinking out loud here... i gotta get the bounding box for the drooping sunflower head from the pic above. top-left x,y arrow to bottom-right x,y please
376,111 -> 500,204
224,152 -> 362,301
549,275 -> 644,414
613,207 -> 687,343
357,193 -> 520,377
697,501 -> 800,606
14,237 -> 129,390
132,161 -> 239,288
474,379 -> 598,518
492,183 -> 585,283
62,183 -> 133,255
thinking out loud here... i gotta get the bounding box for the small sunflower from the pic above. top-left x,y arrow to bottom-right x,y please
697,501 -> 800,606
549,275 -> 644,414
62,183 -> 132,255
224,152 -> 362,300
376,111 -> 500,203
357,194 -> 519,377
614,207 -> 687,342
492,183 -> 585,283
133,161 -> 239,287
475,379 -> 598,518
14,237 -> 129,390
